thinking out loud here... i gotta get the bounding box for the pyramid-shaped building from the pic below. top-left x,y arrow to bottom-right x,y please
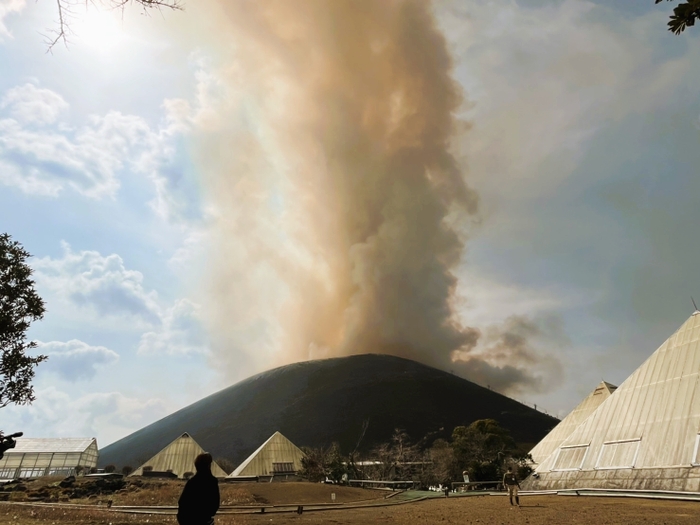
529,381 -> 617,465
524,312 -> 700,491
228,431 -> 305,478
131,433 -> 227,479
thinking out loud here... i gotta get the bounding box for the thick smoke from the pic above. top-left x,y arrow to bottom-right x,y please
194,0 -> 561,394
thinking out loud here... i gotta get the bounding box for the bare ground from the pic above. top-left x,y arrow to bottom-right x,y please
3,492 -> 700,524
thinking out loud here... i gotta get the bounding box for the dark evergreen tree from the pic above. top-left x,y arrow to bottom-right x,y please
0,233 -> 47,410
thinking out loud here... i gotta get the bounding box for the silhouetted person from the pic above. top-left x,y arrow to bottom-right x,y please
177,453 -> 220,525
502,466 -> 520,507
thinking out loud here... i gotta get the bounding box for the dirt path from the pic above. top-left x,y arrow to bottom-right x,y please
3,494 -> 700,524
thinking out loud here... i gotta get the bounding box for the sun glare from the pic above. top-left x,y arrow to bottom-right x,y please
74,9 -> 126,52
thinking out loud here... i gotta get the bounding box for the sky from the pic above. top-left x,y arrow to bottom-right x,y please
1,0 -> 700,448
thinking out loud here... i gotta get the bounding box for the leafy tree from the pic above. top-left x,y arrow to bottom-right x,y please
325,443 -> 348,484
299,446 -> 326,482
418,438 -> 460,488
104,464 -> 116,473
364,429 -> 420,481
0,234 -> 47,410
657,0 -> 700,34
299,443 -> 348,483
121,465 -> 134,476
451,419 -> 517,481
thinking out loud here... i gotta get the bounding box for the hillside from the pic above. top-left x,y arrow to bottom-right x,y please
99,354 -> 558,469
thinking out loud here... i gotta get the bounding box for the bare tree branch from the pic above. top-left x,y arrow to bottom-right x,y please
46,0 -> 183,51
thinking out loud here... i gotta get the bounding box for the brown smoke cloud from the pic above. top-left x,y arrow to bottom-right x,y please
192,0 -> 562,394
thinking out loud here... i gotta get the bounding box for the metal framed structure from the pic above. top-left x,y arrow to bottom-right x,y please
0,437 -> 98,479
228,431 -> 305,478
525,311 -> 700,492
131,432 -> 227,479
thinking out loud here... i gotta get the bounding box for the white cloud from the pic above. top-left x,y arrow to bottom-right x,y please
0,105 -> 154,198
1,387 -> 169,447
168,226 -> 209,272
0,0 -> 24,40
1,83 -> 68,125
33,242 -> 162,325
33,243 -> 210,356
138,298 -> 208,355
37,339 -> 119,382
0,82 -> 189,210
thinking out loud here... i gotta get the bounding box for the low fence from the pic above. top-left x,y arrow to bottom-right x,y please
347,479 -> 418,490
451,480 -> 502,491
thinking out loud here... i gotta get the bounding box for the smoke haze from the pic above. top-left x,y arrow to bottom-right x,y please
194,0 -> 562,395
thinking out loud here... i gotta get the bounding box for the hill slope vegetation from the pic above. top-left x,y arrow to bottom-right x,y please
99,354 -> 558,469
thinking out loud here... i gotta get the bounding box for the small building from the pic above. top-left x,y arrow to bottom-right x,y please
131,433 -> 227,479
0,437 -> 98,479
228,431 -> 305,478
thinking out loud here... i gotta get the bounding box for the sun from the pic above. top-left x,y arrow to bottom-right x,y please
73,8 -> 126,52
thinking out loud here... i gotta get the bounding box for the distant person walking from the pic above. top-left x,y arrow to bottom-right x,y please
177,453 -> 220,525
502,466 -> 520,507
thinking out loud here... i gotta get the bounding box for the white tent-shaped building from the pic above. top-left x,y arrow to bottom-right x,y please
525,312 -> 700,491
228,431 -> 305,478
131,433 -> 227,479
528,381 -> 617,465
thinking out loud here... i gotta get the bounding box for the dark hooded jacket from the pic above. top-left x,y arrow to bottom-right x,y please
177,471 -> 220,525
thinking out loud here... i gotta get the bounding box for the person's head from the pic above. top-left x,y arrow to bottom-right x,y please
194,453 -> 213,473
507,466 -> 513,472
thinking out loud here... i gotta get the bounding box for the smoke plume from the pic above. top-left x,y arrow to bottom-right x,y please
193,0 -> 561,394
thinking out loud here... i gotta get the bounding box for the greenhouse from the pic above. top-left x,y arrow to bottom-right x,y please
0,437 -> 99,479
131,433 -> 227,479
228,431 -> 305,478
524,311 -> 700,492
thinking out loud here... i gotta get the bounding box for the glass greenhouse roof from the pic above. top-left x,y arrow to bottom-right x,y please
6,438 -> 96,453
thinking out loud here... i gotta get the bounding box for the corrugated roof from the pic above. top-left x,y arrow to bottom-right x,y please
528,380 -> 617,465
131,433 -> 227,479
536,312 -> 700,477
6,437 -> 96,453
229,431 -> 305,477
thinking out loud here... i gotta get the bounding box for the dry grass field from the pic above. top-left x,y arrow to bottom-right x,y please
2,478 -> 700,524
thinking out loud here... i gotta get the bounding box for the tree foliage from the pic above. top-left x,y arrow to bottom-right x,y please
451,419 -> 521,481
364,429 -> 420,481
657,0 -> 700,34
299,443 -> 347,483
419,438 -> 461,488
0,234 -> 47,409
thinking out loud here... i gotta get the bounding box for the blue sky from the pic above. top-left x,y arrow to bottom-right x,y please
1,0 -> 700,447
